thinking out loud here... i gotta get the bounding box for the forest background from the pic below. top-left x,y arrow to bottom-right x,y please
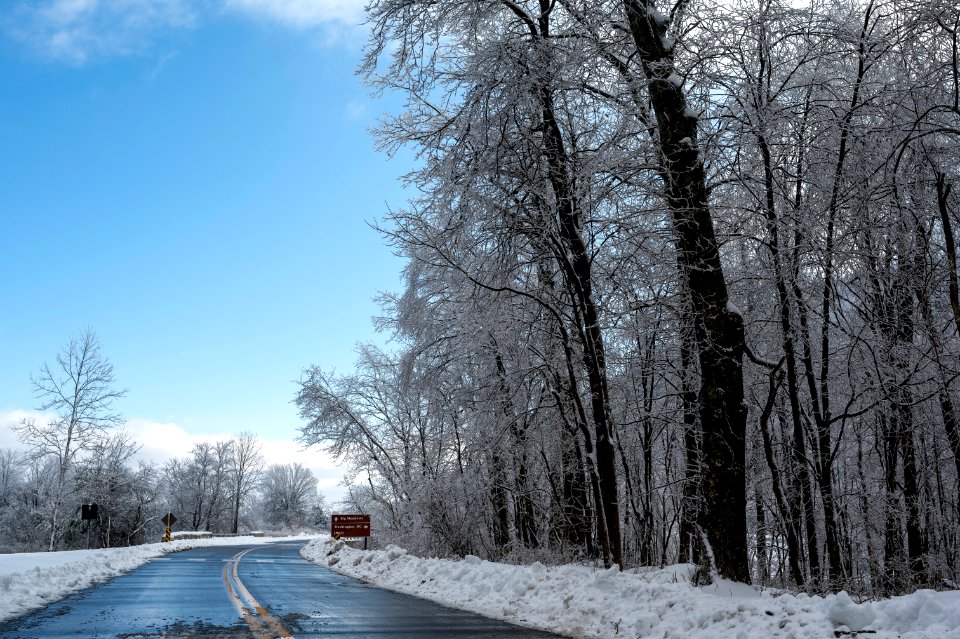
295,0 -> 960,599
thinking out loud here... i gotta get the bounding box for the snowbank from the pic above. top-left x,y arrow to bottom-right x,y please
0,534 -> 316,622
301,538 -> 960,638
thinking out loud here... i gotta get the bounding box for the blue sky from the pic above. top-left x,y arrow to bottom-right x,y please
0,0 -> 410,492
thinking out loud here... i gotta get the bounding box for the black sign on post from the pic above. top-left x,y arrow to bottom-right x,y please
161,512 -> 177,527
81,503 -> 98,549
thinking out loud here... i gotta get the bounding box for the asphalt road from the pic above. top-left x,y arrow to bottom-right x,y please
0,541 -> 562,638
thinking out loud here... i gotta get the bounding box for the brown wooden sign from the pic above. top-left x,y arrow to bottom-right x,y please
331,514 -> 371,538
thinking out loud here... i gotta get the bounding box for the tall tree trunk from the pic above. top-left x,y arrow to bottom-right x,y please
758,369 -> 804,586
232,492 -> 242,535
816,445 -> 844,588
539,77 -> 622,568
752,14 -> 829,586
929,170 -> 960,501
902,424 -> 925,585
491,350 -> 516,553
879,409 -> 902,592
496,354 -> 538,549
758,129 -> 825,587
624,0 -> 749,582
560,419 -> 591,552
871,225 -> 923,592
548,322 -> 608,560
934,171 -> 960,336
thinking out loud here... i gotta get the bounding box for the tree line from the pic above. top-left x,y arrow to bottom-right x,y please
295,0 -> 960,596
3,329 -> 326,552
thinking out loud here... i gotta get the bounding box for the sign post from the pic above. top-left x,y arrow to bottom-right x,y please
331,514 -> 371,549
81,504 -> 98,549
161,512 -> 177,542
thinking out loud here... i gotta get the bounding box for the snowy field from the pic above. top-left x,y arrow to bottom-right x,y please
0,534 -> 315,622
301,537 -> 960,639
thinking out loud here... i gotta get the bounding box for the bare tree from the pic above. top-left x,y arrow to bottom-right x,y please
163,441 -> 233,532
621,0 -> 750,582
15,329 -> 125,550
260,463 -> 318,529
228,432 -> 264,533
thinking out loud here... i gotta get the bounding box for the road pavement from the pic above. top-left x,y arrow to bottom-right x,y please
0,541 -> 562,638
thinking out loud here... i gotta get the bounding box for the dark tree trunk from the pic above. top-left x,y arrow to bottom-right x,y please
560,422 -> 591,551
929,171 -> 960,485
533,233 -> 596,556
758,128 -> 827,587
902,426 -> 925,585
939,390 -> 960,486
547,324 -> 607,560
752,24 -> 832,585
512,418 -> 539,548
870,224 -> 923,592
624,0 -> 749,582
500,0 -> 621,567
493,352 -> 539,548
816,453 -> 844,588
881,411 -> 905,593
624,328 -> 658,566
935,172 -> 960,336
539,79 -> 622,568
758,369 -> 804,586
490,451 -> 511,551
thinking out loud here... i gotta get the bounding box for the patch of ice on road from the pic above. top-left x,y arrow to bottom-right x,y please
301,537 -> 960,639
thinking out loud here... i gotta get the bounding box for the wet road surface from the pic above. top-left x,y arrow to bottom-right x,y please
0,541 -> 562,638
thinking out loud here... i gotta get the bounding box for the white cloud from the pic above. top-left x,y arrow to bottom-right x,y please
122,417 -> 196,463
3,0 -> 366,64
124,417 -> 346,498
225,0 -> 366,28
0,409 -> 46,450
5,0 -> 198,64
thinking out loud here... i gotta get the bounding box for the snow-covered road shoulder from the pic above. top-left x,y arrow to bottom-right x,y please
301,538 -> 960,638
0,535 -> 316,622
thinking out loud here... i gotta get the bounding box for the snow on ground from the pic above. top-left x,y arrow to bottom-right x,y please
302,537 -> 960,638
0,534 -> 316,622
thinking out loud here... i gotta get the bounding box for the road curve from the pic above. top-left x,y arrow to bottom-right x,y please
0,541 -> 562,638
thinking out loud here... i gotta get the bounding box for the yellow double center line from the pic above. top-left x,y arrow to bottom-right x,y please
222,547 -> 293,639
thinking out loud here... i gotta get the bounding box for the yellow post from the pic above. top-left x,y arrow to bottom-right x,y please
163,527 -> 171,542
